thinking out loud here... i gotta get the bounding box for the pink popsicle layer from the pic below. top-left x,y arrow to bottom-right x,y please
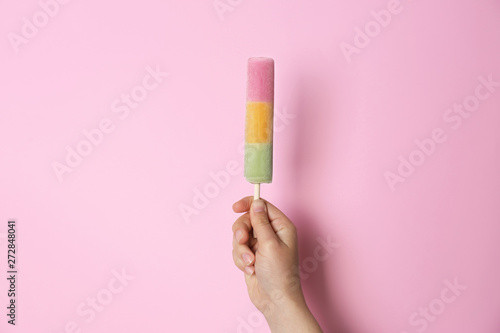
247,57 -> 274,103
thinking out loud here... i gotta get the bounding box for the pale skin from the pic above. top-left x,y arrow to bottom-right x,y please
232,197 -> 323,333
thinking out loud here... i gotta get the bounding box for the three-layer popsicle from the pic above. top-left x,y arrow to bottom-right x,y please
244,57 -> 274,197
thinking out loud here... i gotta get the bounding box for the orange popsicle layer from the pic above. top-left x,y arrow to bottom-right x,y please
245,101 -> 273,143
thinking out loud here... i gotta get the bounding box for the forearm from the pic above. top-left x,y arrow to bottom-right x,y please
264,297 -> 323,333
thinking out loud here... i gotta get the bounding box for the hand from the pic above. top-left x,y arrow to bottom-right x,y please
232,197 -> 323,333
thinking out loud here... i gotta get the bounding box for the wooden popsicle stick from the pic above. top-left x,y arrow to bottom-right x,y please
253,183 -> 260,238
254,183 -> 260,200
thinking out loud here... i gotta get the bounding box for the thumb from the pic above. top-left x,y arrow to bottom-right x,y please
250,199 -> 278,243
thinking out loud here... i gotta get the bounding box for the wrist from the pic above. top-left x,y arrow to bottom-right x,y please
263,294 -> 322,333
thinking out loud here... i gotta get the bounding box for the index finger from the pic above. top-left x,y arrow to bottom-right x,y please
232,196 -> 286,222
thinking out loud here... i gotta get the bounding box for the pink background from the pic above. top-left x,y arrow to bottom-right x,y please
1,0 -> 500,332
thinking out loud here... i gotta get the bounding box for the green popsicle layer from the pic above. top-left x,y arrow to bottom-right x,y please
244,143 -> 273,184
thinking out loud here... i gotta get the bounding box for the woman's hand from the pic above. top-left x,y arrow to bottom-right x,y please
232,197 -> 323,333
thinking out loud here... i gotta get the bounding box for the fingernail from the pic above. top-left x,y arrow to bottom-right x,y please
235,230 -> 243,242
242,253 -> 253,265
252,200 -> 266,213
245,266 -> 254,275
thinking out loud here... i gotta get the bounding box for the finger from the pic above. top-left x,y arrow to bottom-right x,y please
234,196 -> 293,224
232,196 -> 253,213
234,242 -> 255,266
232,247 -> 255,273
234,197 -> 297,247
244,265 -> 255,276
232,249 -> 248,272
244,268 -> 256,283
250,199 -> 279,244
250,239 -> 259,253
232,213 -> 252,245
233,230 -> 258,250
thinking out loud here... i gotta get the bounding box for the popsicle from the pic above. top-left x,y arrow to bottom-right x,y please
244,57 -> 274,200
